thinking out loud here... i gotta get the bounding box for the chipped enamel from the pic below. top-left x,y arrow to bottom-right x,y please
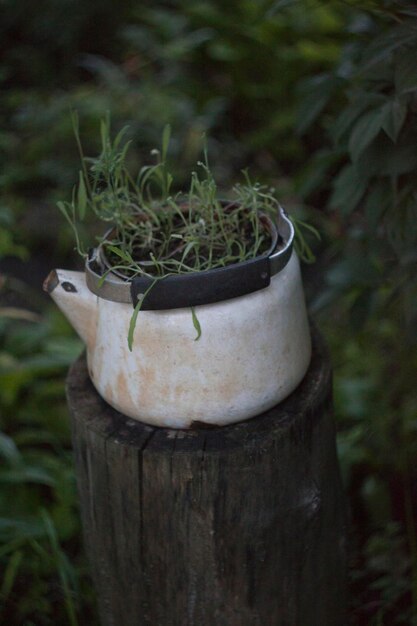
46,252 -> 311,428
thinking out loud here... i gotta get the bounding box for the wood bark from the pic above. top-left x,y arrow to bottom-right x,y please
67,330 -> 347,626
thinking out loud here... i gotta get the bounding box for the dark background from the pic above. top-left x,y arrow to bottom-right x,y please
0,1 -> 416,624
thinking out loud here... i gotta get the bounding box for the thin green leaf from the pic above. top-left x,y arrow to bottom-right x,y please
57,202 -> 85,257
128,279 -> 158,351
119,139 -> 133,163
0,539 -> 26,560
0,466 -> 56,487
138,164 -> 160,190
70,109 -> 79,135
266,0 -> 296,16
181,240 -> 197,263
77,171 -> 87,221
106,245 -> 134,264
161,124 -> 171,162
100,116 -> 110,151
0,550 -> 23,601
113,125 -> 129,150
56,201 -> 70,223
0,517 -> 46,543
70,109 -> 91,195
128,299 -> 142,353
292,219 -> 318,264
166,172 -> 174,193
191,307 -> 202,341
42,511 -> 79,626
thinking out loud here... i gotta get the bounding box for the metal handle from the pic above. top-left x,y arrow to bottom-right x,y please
85,206 -> 294,307
269,205 -> 294,276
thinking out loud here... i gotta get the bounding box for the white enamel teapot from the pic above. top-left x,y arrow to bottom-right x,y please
44,207 -> 311,429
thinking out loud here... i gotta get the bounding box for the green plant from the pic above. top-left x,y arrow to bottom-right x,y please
0,207 -> 27,261
60,116 -> 282,271
299,1 -> 417,326
0,299 -> 96,625
296,3 -> 417,623
58,116 -> 317,349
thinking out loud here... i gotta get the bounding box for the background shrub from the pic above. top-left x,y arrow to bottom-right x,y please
1,1 -> 416,624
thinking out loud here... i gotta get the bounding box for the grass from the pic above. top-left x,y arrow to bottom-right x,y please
57,117 -> 318,350
58,116 -> 280,279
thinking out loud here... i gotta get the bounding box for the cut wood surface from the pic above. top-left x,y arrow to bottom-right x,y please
67,330 -> 347,626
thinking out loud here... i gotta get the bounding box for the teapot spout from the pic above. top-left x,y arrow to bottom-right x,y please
43,269 -> 97,348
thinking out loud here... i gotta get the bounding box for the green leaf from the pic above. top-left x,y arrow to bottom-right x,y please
0,517 -> 46,543
138,164 -> 160,191
297,148 -> 343,198
0,550 -> 23,601
292,218 -> 320,264
119,139 -> 133,163
364,181 -> 391,230
208,41 -> 243,62
348,106 -> 390,162
113,125 -> 129,150
76,171 -> 87,220
57,201 -> 85,257
357,134 -> 417,177
191,307 -> 202,341
381,98 -> 407,142
0,466 -> 56,487
267,0 -> 296,15
361,24 -> 416,72
128,279 -> 158,351
100,114 -> 110,150
327,256 -> 378,289
42,511 -> 79,626
70,109 -> 79,135
331,94 -> 387,144
330,164 -> 368,215
56,201 -> 69,221
181,240 -> 197,263
296,74 -> 341,135
395,50 -> 417,94
161,124 -> 171,162
0,432 -> 21,466
106,245 -> 133,264
128,297 -> 142,352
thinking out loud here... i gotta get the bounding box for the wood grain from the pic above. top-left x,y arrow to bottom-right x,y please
67,330 -> 347,626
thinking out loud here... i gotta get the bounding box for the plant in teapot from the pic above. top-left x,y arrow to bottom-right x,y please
44,114 -> 316,428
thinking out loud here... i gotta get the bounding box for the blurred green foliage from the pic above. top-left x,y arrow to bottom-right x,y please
0,0 -> 351,200
298,3 -> 417,623
1,1 -> 416,624
0,303 -> 90,624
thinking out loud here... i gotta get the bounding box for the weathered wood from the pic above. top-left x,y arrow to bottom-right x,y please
67,330 -> 347,626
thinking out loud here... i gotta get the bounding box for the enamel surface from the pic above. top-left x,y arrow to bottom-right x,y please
49,253 -> 311,428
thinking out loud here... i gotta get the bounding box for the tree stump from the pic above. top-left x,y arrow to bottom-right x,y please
66,330 -> 347,626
